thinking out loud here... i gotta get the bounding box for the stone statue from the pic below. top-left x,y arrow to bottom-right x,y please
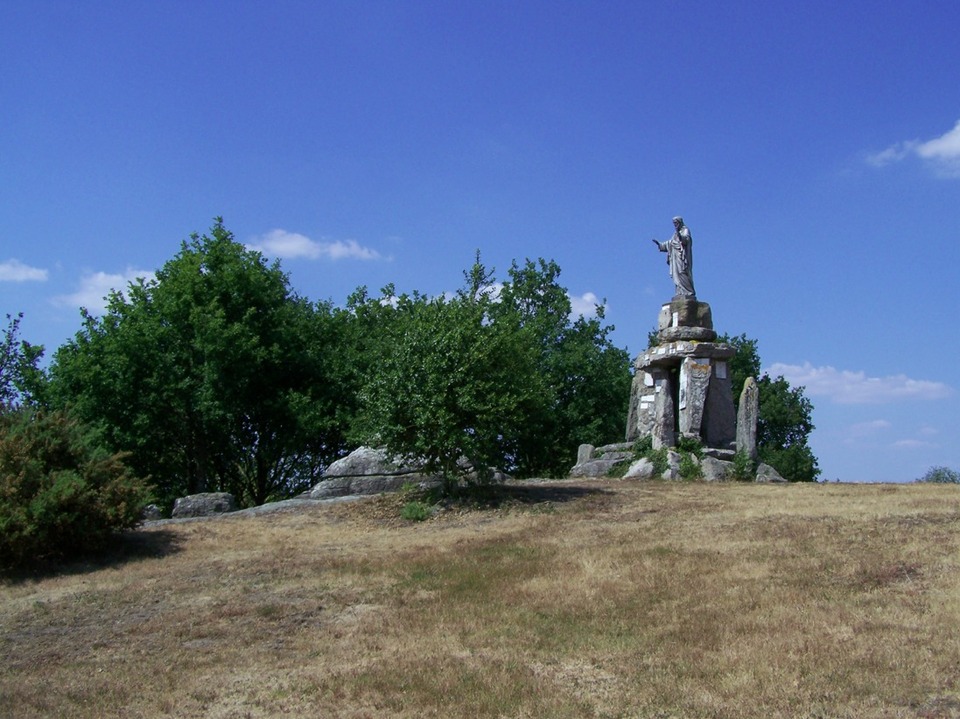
652,216 -> 695,299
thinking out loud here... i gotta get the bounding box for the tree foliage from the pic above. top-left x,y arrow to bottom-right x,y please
718,333 -> 819,482
490,258 -> 631,476
0,313 -> 45,410
351,255 -> 631,482
48,220 -> 348,507
0,408 -> 150,570
916,466 -> 959,484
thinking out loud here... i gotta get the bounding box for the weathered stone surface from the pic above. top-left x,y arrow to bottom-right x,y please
635,339 -> 735,371
311,446 -> 435,498
624,457 -> 656,479
702,361 -> 736,448
702,447 -> 736,461
569,443 -> 634,478
657,299 -> 714,332
652,369 -> 676,450
172,492 -> 238,518
701,456 -> 732,482
662,450 -> 682,480
736,376 -> 759,461
312,446 -> 507,497
625,370 -> 657,442
679,356 -> 712,438
325,446 -> 408,478
756,463 -> 787,483
577,444 -> 595,465
658,326 -> 718,342
141,504 -> 163,521
569,458 -> 623,478
311,474 -> 437,498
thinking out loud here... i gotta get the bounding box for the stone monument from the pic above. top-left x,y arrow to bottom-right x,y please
625,217 -> 738,453
571,217 -> 776,481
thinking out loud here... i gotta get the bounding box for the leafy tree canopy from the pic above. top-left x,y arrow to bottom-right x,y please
0,313 -> 45,411
717,333 -> 820,482
916,466 -> 959,484
48,219 -> 348,507
352,255 -> 631,483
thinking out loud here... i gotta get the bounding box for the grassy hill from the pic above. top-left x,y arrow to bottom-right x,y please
3,479 -> 960,718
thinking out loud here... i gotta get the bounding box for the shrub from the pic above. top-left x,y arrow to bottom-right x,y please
917,466 -> 960,484
646,447 -> 670,476
401,501 -> 432,522
731,450 -> 756,482
677,435 -> 704,458
678,452 -> 703,481
0,409 -> 151,569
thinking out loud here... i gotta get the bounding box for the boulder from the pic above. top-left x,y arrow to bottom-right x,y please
756,463 -> 787,483
310,446 -> 504,498
141,504 -> 163,521
700,456 -> 732,482
311,446 -> 432,498
325,446 -> 406,478
569,443 -> 634,478
172,492 -> 238,518
624,457 -> 656,480
661,450 -> 682,480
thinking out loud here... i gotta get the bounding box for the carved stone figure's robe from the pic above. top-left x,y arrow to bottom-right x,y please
657,227 -> 695,298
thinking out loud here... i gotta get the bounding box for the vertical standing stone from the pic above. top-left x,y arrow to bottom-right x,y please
703,361 -> 736,448
678,356 -> 712,438
652,369 -> 676,449
736,376 -> 759,461
577,444 -> 595,465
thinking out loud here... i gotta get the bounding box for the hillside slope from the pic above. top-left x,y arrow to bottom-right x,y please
3,480 -> 960,718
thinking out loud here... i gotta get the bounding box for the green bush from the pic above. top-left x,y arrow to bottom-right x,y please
917,466 -> 960,484
678,452 -> 702,481
677,435 -> 704,458
0,409 -> 151,569
646,447 -> 670,476
731,450 -> 756,482
400,500 -> 432,522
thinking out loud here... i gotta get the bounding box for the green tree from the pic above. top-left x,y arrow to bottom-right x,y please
0,408 -> 150,570
716,333 -> 819,482
353,269 -> 542,491
48,220 -> 347,507
0,313 -> 45,410
490,258 -> 631,476
756,375 -> 819,482
916,466 -> 960,483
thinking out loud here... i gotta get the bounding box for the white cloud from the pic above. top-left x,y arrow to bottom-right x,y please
248,229 -> 382,261
54,268 -> 155,314
765,362 -> 953,404
568,292 -> 600,318
892,439 -> 937,450
848,419 -> 892,436
867,119 -> 960,177
0,259 -> 48,282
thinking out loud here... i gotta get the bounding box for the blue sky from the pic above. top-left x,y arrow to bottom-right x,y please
2,1 -> 958,482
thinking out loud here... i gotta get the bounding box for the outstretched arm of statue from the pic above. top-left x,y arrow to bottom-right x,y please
652,239 -> 665,251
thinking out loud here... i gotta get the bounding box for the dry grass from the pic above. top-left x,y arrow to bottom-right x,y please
3,480 -> 960,718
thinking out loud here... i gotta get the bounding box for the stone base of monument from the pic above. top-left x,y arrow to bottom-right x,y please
569,296 -> 771,481
623,299 -> 736,450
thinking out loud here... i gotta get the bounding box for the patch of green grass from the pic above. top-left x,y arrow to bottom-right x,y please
400,501 -> 432,522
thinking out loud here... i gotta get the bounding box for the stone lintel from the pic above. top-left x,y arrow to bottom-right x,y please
658,326 -> 717,342
635,341 -> 734,372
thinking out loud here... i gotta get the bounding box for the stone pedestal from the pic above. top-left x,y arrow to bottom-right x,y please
656,298 -> 717,343
625,300 -> 736,450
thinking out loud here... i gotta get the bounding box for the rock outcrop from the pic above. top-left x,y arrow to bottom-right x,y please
171,492 -> 238,518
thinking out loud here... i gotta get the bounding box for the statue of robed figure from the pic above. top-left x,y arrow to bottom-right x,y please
652,216 -> 695,299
